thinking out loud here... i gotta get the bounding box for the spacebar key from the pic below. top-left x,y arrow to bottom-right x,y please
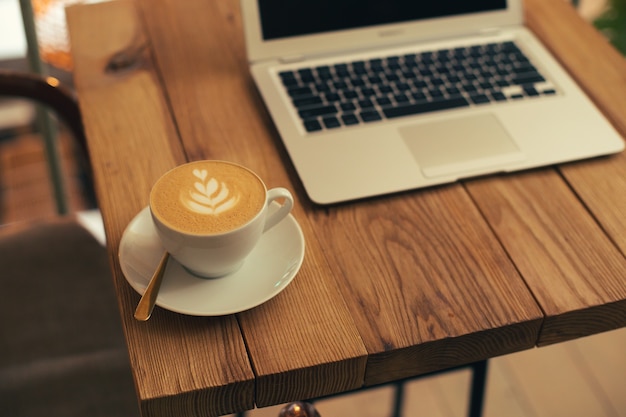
383,96 -> 470,119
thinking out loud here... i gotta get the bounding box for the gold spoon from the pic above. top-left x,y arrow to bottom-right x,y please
134,252 -> 170,321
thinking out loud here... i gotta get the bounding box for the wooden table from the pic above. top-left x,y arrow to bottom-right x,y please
66,0 -> 626,416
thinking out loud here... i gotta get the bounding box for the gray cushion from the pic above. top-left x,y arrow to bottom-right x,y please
0,219 -> 139,417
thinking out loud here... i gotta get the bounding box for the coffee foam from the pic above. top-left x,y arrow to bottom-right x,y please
151,161 -> 266,234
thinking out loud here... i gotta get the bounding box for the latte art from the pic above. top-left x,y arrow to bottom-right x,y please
182,169 -> 240,215
150,161 -> 266,235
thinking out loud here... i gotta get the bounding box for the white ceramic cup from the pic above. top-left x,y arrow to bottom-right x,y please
149,160 -> 294,278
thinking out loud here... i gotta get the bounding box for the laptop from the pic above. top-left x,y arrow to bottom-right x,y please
240,0 -> 624,205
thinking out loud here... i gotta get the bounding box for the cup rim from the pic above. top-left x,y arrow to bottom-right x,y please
149,160 -> 268,237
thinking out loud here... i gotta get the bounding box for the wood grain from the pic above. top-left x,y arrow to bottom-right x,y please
524,0 -> 626,246
465,170 -> 626,345
133,0 -> 368,407
463,0 -> 626,346
66,0 -> 626,415
67,2 -> 255,416
526,0 -> 626,254
311,186 -> 543,385
132,0 -> 543,391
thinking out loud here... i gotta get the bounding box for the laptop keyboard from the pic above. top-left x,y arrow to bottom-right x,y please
278,41 -> 556,133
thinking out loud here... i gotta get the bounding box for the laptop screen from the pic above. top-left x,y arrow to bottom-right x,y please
258,0 -> 508,40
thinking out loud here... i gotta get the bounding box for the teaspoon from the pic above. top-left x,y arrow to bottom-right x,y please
134,251 -> 170,321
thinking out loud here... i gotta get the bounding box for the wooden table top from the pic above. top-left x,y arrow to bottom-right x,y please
66,0 -> 626,416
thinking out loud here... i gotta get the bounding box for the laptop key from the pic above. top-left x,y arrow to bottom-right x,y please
299,104 -> 338,118
288,86 -> 313,97
340,101 -> 357,111
360,110 -> 383,122
315,82 -> 331,93
342,114 -> 360,125
376,96 -> 393,106
324,92 -> 341,102
511,72 -> 545,85
383,96 -> 470,119
323,116 -> 342,129
343,90 -> 359,99
281,77 -> 299,87
470,93 -> 490,104
491,91 -> 507,101
358,99 -> 375,108
293,96 -> 323,108
279,71 -> 297,82
394,93 -> 410,103
524,87 -> 540,97
303,119 -> 323,132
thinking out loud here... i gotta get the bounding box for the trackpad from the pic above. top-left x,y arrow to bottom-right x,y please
399,113 -> 525,178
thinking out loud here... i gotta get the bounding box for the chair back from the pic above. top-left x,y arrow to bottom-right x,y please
0,69 -> 87,158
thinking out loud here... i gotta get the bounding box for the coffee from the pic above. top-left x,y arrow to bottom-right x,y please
150,160 -> 294,277
150,161 -> 266,235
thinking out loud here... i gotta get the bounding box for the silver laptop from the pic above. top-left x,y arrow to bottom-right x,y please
241,0 -> 624,204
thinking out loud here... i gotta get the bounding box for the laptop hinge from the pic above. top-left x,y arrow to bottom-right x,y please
478,27 -> 502,36
279,55 -> 306,64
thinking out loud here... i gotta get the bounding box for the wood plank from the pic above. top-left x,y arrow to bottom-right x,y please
464,0 -> 626,346
465,169 -> 626,345
525,0 -> 626,254
236,262 -> 367,407
311,186 -> 543,386
67,2 -> 256,416
133,0 -> 368,407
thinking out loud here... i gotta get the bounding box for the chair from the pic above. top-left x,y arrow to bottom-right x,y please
0,69 -> 140,417
0,69 -> 96,207
0,70 -> 85,149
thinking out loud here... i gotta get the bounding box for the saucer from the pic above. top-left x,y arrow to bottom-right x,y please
118,205 -> 305,316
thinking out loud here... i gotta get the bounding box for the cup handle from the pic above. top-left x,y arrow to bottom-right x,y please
263,187 -> 294,232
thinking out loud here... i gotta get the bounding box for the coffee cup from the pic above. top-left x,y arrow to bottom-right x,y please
149,160 -> 294,278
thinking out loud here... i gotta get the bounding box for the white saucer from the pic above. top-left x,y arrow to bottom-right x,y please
119,205 -> 305,316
